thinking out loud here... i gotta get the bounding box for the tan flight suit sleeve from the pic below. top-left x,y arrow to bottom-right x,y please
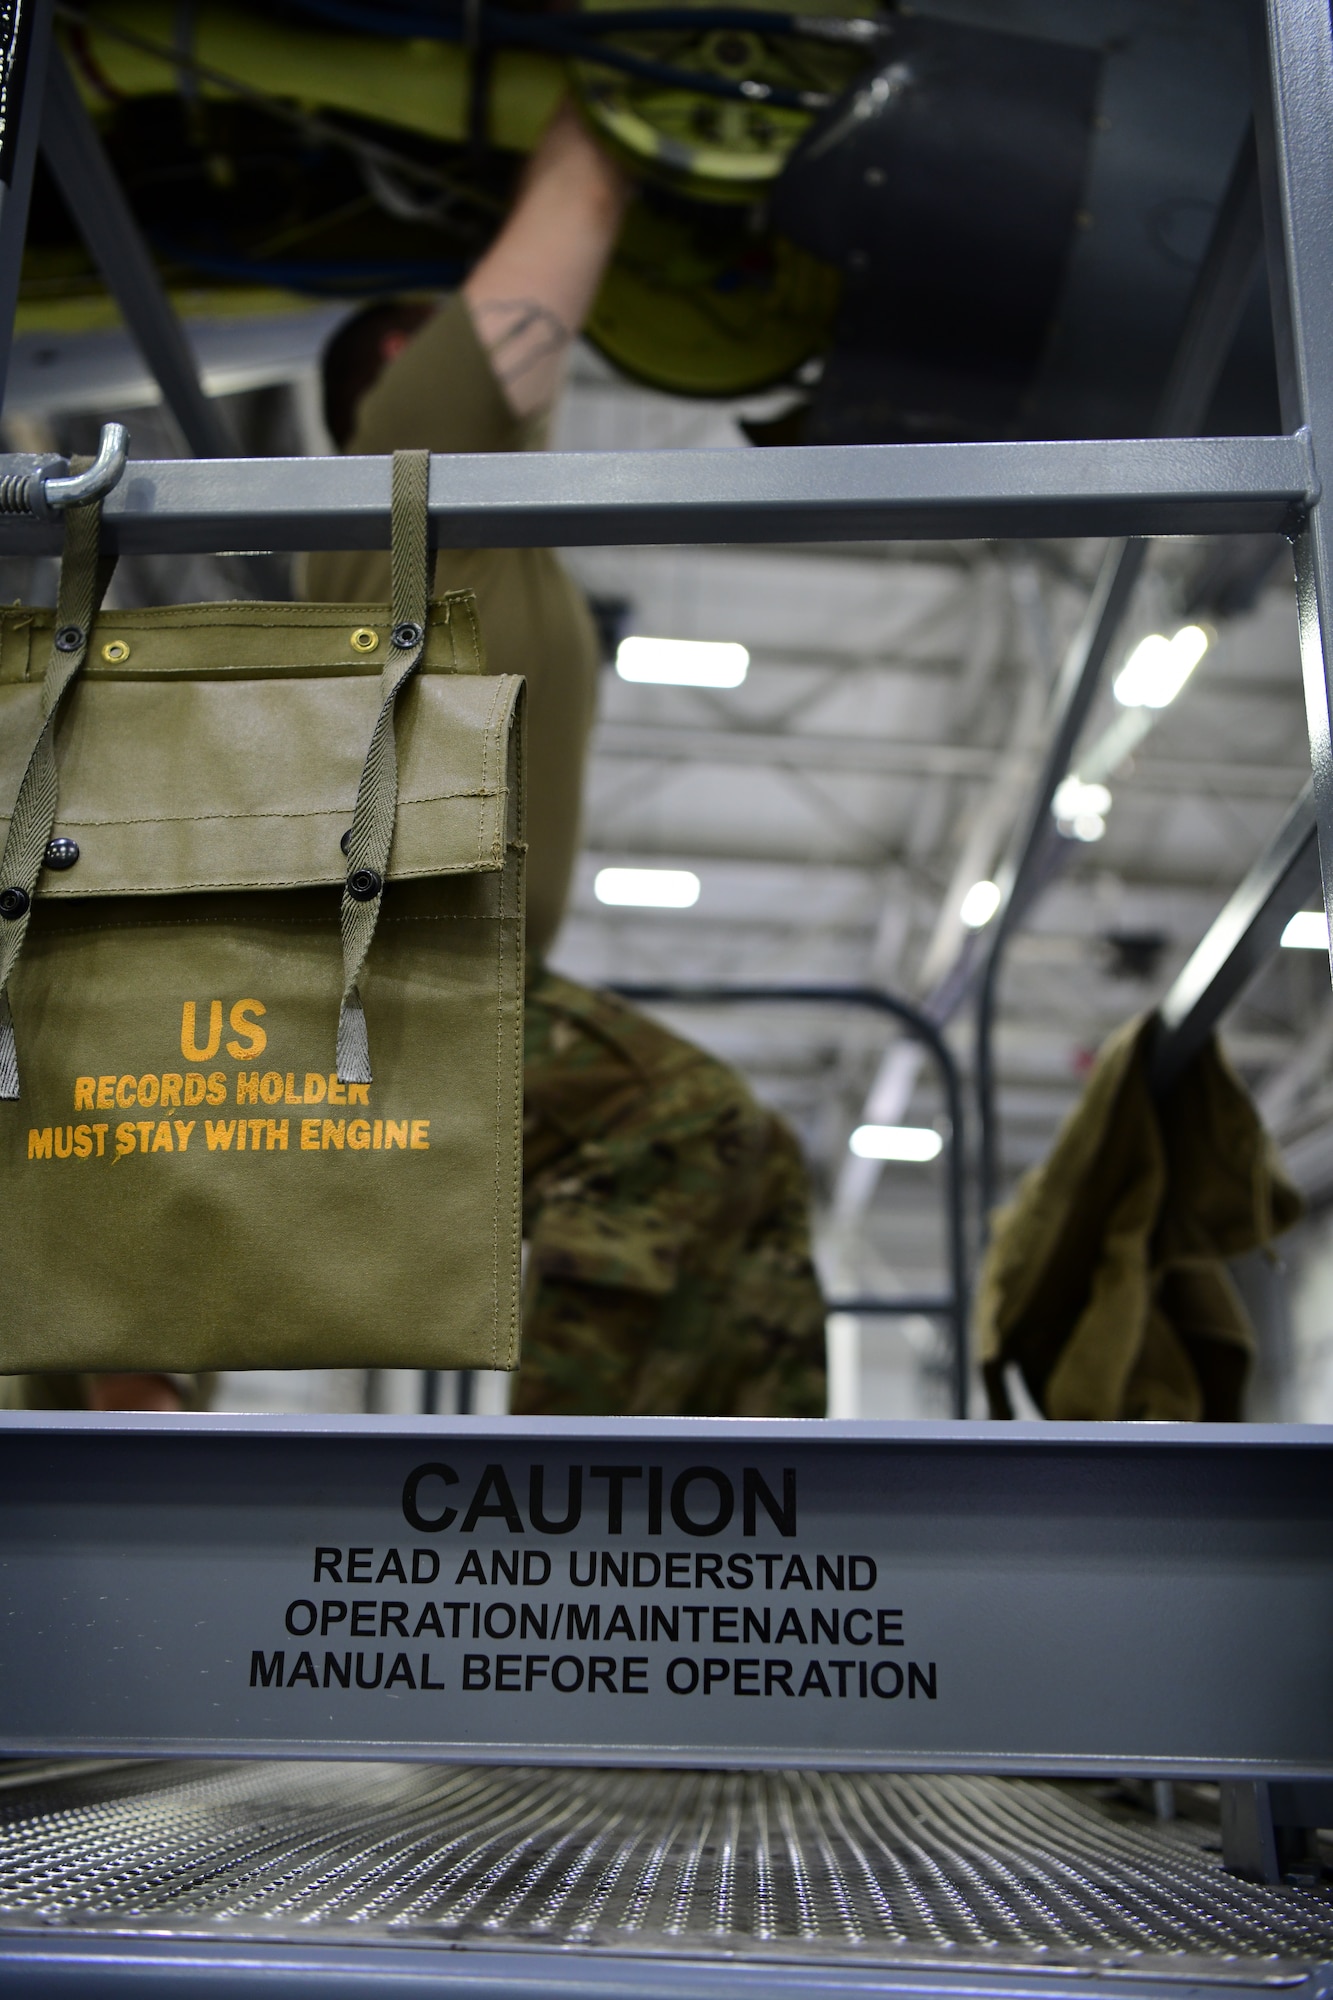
304,294 -> 601,965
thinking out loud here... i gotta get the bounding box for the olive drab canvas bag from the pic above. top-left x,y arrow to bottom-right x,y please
0,451 -> 524,1373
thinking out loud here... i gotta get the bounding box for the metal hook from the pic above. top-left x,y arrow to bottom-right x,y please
0,424 -> 130,520
43,423 -> 129,512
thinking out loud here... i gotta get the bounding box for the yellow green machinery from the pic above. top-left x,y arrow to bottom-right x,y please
31,2 -> 1270,444
37,0 -> 881,395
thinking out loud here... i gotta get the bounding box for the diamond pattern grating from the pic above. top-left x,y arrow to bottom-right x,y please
0,1761 -> 1329,1973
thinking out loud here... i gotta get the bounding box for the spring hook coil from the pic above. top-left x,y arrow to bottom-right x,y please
0,471 -> 35,516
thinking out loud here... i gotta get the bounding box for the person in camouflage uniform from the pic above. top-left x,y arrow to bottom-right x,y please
520,971 -> 827,1416
312,102 -> 828,1417
5,101 -> 827,1418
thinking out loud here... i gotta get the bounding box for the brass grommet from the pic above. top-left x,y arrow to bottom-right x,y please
350,627 -> 379,653
101,639 -> 131,663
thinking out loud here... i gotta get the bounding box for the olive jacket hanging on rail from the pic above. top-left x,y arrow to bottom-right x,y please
976,1013 -> 1301,1422
0,452 -> 525,1374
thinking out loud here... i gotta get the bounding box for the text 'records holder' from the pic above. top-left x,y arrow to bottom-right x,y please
0,444 -> 432,1096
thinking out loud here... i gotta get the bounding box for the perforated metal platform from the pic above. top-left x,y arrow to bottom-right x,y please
0,1761 -> 1329,1977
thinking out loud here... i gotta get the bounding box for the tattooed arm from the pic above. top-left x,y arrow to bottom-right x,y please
463,100 -> 631,420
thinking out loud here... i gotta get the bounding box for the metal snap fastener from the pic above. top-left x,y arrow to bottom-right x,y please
340,829 -> 353,856
350,627 -> 379,653
391,621 -> 423,650
101,639 -> 130,663
54,625 -> 84,653
43,837 -> 80,871
0,886 -> 31,919
346,868 -> 383,902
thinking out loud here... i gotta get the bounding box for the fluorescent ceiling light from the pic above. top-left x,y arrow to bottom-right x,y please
616,636 -> 749,688
1113,624 -> 1209,709
960,879 -> 1001,929
1281,909 -> 1329,950
849,1124 -> 943,1162
1052,775 -> 1111,843
594,866 -> 701,909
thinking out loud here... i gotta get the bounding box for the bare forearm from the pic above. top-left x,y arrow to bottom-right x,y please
464,101 -> 631,419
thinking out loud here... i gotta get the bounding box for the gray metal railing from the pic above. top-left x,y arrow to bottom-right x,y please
0,0 -> 1329,1409
611,983 -> 969,1420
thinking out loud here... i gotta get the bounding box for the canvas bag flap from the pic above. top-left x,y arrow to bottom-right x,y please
0,601 -> 519,897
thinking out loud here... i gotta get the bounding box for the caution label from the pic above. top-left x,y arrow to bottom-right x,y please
245,1459 -> 938,1709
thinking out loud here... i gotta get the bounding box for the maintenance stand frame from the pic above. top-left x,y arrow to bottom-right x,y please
1,1414 -> 1330,1779
1,0 -> 1333,1992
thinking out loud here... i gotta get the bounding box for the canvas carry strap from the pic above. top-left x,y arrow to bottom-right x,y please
336,448 -> 431,1083
0,495 -> 112,1100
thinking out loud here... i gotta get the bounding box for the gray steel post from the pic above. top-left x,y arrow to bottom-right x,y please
973,539 -> 1147,1224
0,433 -> 1309,556
1256,0 -> 1333,993
974,129 -> 1266,1229
1220,1782 -> 1284,1884
38,44 -> 237,458
612,982 -> 970,1416
0,0 -> 52,410
1219,1779 -> 1330,1883
1150,784 -> 1320,1094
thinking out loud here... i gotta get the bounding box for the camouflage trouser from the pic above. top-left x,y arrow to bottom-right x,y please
515,969 -> 827,1417
4,974 -> 827,1418
0,1371 -> 214,1411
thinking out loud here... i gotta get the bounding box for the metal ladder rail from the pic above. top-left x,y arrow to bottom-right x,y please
610,982 -> 970,1420
971,125 -> 1267,1235
1149,782 -> 1320,1096
970,1 -> 1333,1233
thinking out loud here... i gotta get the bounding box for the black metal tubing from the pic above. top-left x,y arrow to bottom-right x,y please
824,1294 -> 953,1316
1150,784 -> 1320,1096
421,1367 -> 476,1415
610,982 -> 969,1420
973,126 -> 1268,1234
